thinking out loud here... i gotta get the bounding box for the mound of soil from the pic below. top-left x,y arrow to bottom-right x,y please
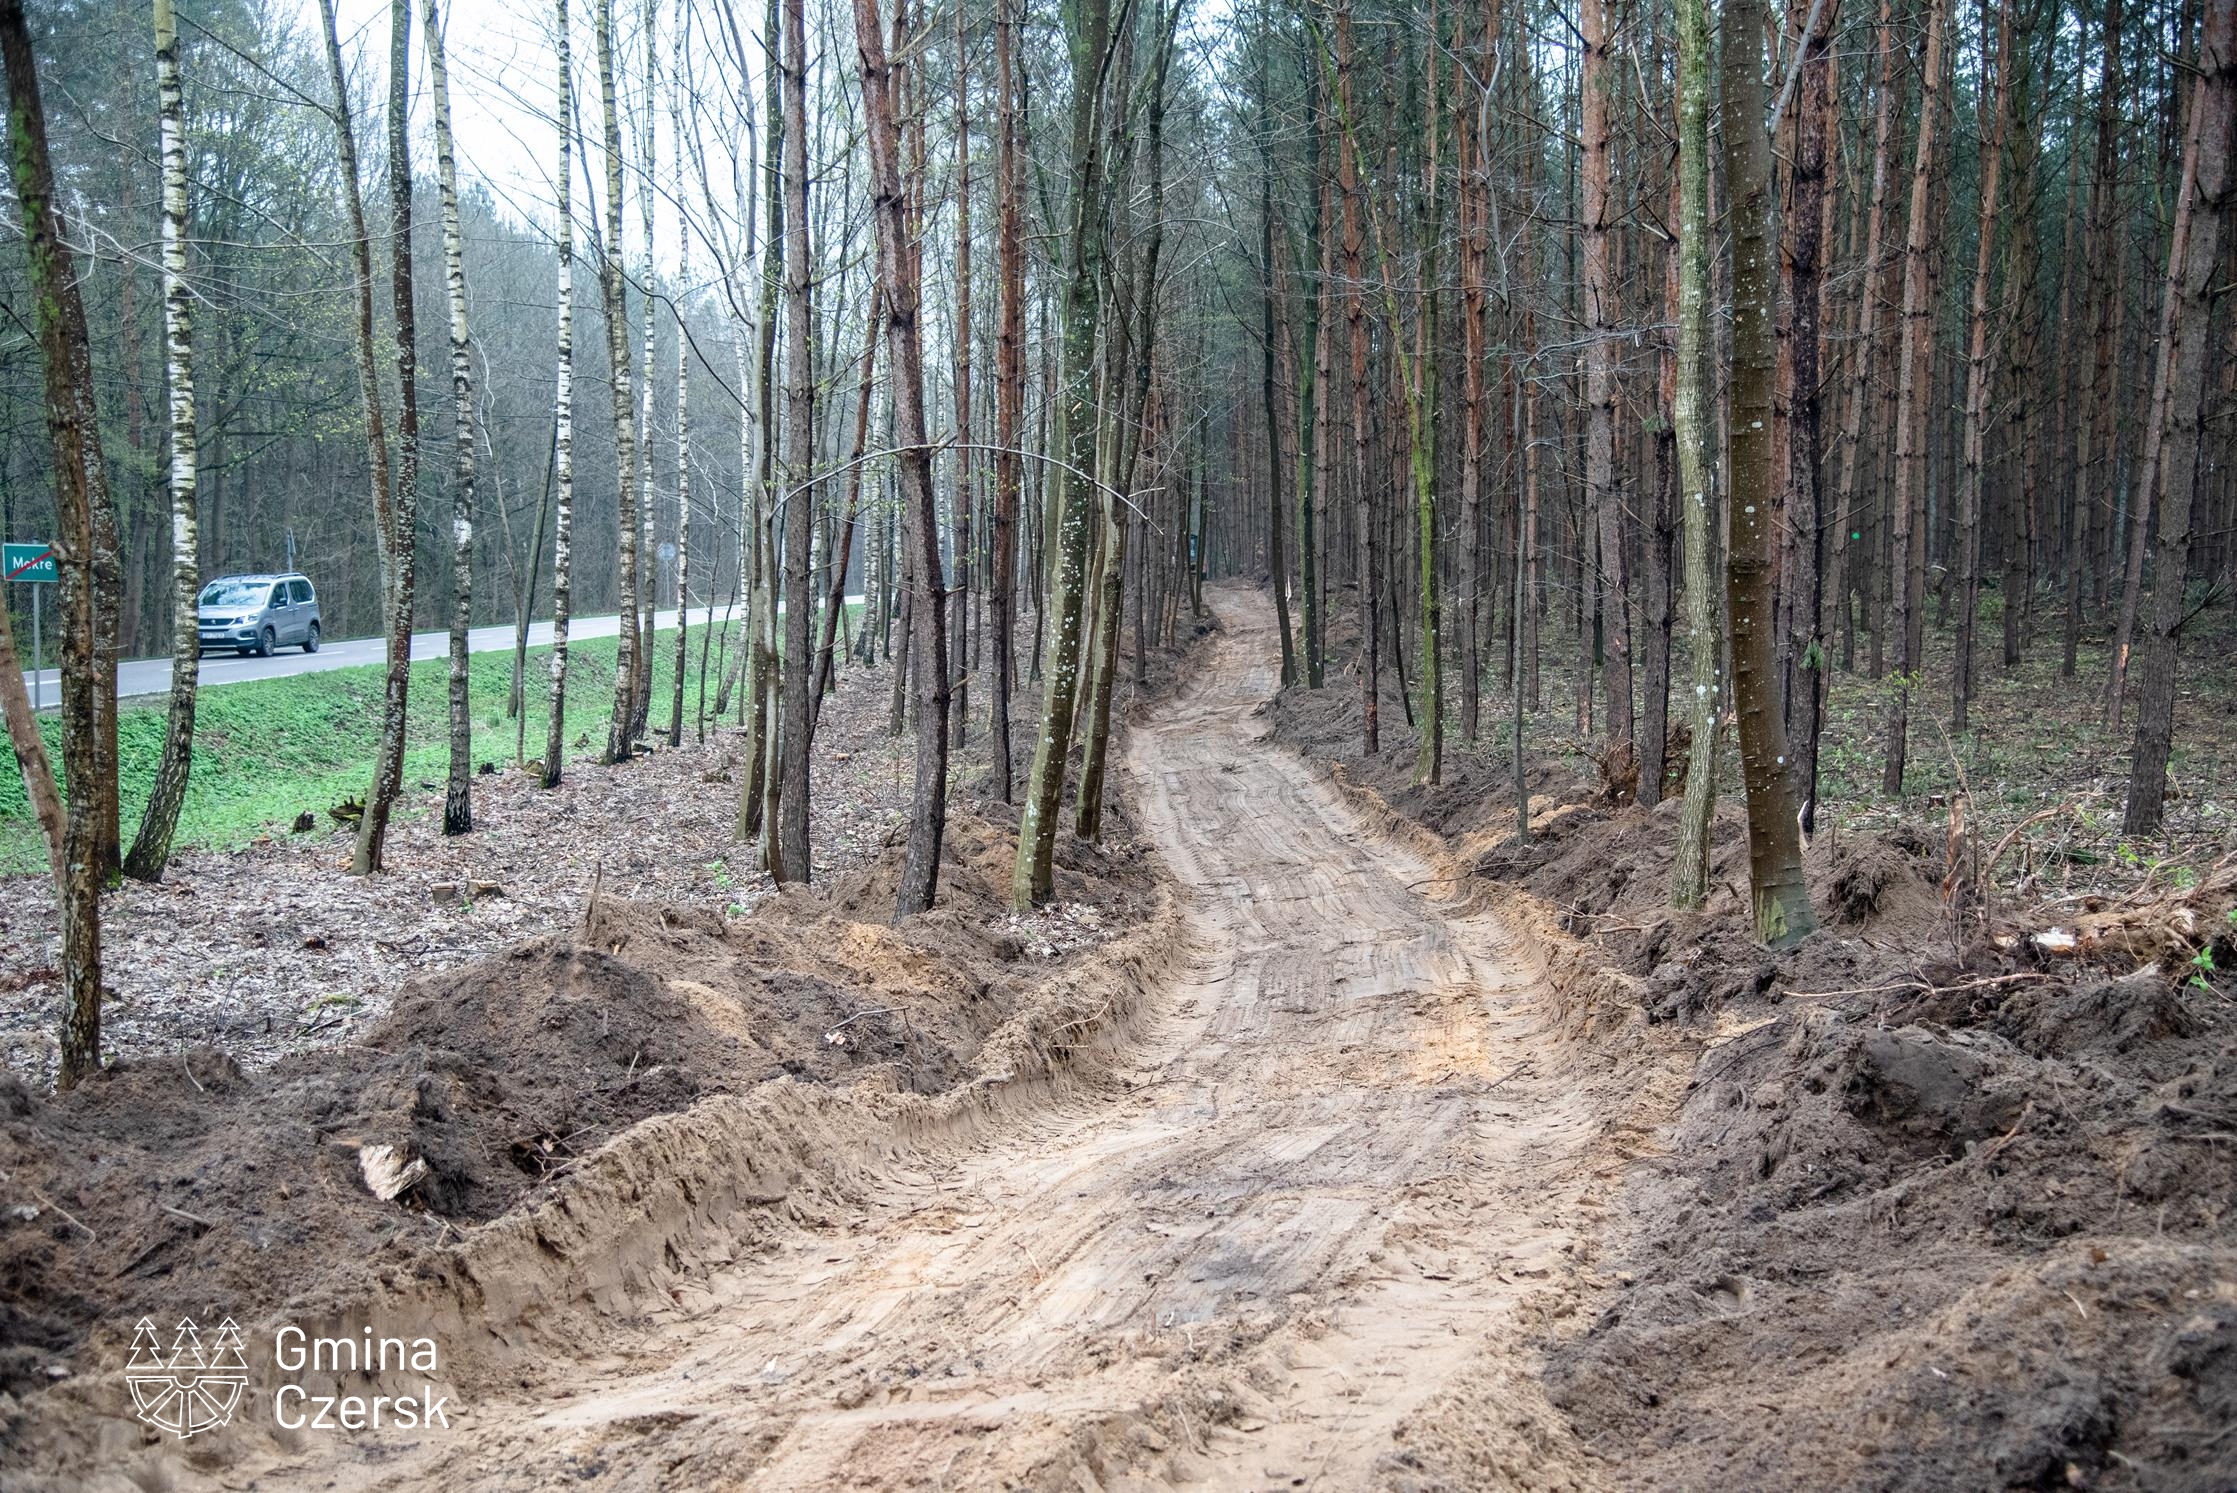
0,802 -> 1156,1407
1264,656 -> 2237,1489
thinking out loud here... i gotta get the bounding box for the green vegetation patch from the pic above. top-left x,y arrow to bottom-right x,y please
0,621 -> 762,875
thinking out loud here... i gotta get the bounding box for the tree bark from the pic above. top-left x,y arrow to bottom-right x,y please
2124,0 -> 2236,835
594,0 -> 643,766
0,0 -> 106,1083
1827,0 -> 1898,678
1669,0 -> 1719,908
123,0 -> 201,882
1721,0 -> 1816,947
1780,0 -> 1836,821
314,0 -> 404,873
772,0 -> 816,883
1337,0 -> 1377,756
426,0 -> 477,835
855,0 -> 950,915
1882,0 -> 1946,796
541,0 -> 578,792
989,0 -> 1024,801
1581,0 -> 1629,748
1011,0 -> 1115,909
1953,0 -> 2015,734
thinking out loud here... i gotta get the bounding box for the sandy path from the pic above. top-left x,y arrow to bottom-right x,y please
253,587 -> 1616,1491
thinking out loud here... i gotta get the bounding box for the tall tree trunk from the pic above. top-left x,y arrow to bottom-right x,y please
813,292 -> 883,731
1781,0 -> 1836,821
635,0 -> 661,744
950,1 -> 974,749
666,43 -> 692,749
1722,0 -> 1816,947
594,0 -> 643,766
541,0 -> 577,792
123,0 -> 200,883
855,0 -> 950,915
2124,0 -> 2236,835
772,0 -> 816,883
1338,0 -> 1378,756
989,0 -> 1023,800
426,0 -> 477,835
1882,0 -> 1945,796
0,0 -> 106,1083
1669,0 -> 1719,907
314,0 -> 403,873
739,0 -> 782,844
2066,0 -> 2123,678
1079,0 -> 1179,843
1456,5 -> 1488,738
1954,0 -> 2015,734
1581,0 -> 1629,748
1297,60 -> 1327,693
1258,42 -> 1297,691
1828,0 -> 1898,678
1011,0 -> 1114,909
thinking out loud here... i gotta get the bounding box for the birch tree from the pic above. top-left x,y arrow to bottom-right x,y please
122,0 -> 201,882
594,0 -> 645,766
543,0 -> 579,791
426,0 -> 478,835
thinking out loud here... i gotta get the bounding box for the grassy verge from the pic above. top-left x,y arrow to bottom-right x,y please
0,618 -> 785,875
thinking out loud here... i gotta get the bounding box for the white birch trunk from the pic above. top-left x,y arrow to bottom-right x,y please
426,0 -> 477,835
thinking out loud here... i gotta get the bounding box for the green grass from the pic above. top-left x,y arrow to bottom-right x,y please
0,618 -> 779,875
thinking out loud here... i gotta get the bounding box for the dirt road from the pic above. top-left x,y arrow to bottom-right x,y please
251,589 -> 1624,1490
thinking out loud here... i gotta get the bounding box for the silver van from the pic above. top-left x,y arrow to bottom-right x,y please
196,573 -> 321,656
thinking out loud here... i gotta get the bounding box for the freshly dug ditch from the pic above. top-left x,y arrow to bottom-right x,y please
1270,669 -> 2237,1490
0,802 -> 1170,1486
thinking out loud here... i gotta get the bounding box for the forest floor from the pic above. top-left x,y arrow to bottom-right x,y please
0,615 -> 869,874
1272,589 -> 2237,1488
0,615 -> 985,1091
2,584 -> 2231,1491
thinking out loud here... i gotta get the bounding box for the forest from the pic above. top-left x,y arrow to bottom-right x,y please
1,0 -> 2234,1481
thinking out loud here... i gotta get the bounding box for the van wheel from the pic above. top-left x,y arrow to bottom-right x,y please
303,622 -> 320,654
256,626 -> 275,658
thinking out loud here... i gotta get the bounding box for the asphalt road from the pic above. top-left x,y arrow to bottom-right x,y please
18,606 -> 739,707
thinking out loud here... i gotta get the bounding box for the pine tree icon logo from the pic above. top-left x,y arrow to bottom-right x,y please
126,1315 -> 248,1439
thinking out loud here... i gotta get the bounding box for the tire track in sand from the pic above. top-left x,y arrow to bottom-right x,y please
255,584 -> 1623,1491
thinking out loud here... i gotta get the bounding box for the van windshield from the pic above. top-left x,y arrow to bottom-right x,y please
198,579 -> 270,608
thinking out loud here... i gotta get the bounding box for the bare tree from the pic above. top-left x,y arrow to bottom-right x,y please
772,0 -> 816,884
594,0 -> 644,765
1883,0 -> 1947,794
0,0 -> 108,1083
426,0 -> 478,834
2124,0 -> 2237,835
854,0 -> 950,916
543,0 -> 580,791
1668,0 -> 1720,909
123,0 -> 201,882
314,0 -> 408,874
1580,0 -> 1629,751
1012,0 -> 1116,909
1721,0 -> 1815,946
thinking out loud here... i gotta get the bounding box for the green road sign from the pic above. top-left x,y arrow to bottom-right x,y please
4,542 -> 57,583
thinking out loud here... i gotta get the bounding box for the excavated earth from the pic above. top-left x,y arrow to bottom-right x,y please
12,583 -> 2226,1491
1,586 -> 1649,1491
